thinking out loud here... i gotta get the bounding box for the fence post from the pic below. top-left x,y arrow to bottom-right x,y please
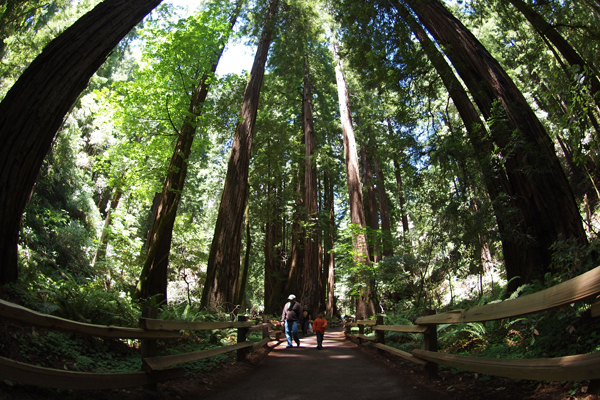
358,322 -> 364,345
422,309 -> 438,378
237,315 -> 249,362
140,305 -> 158,390
344,318 -> 350,337
262,315 -> 269,340
375,315 -> 385,354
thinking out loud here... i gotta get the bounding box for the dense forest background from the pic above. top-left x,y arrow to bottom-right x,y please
2,0 -> 600,386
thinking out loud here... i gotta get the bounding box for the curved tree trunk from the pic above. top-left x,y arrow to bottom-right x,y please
0,0 -> 163,285
333,41 -> 375,320
404,0 -> 588,292
136,2 -> 242,304
201,0 -> 279,311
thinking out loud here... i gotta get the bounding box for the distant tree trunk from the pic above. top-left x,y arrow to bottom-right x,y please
333,41 -> 375,320
237,206 -> 251,311
371,142 -> 393,257
264,177 -> 286,314
404,0 -> 588,292
361,143 -> 380,263
286,174 -> 305,297
507,0 -> 600,110
0,0 -> 163,285
91,186 -> 123,279
201,0 -> 279,311
387,120 -> 410,235
300,55 -> 320,315
136,3 -> 242,304
324,172 -> 336,318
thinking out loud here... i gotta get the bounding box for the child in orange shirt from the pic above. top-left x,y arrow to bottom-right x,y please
312,312 -> 327,349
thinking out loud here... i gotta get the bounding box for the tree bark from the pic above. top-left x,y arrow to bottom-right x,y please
333,41 -> 375,320
324,172 -> 336,318
361,142 -> 380,263
300,55 -> 321,315
370,142 -> 393,257
387,120 -> 410,235
403,0 -> 588,291
201,0 -> 279,311
136,2 -> 242,304
263,179 -> 286,314
0,0 -> 163,285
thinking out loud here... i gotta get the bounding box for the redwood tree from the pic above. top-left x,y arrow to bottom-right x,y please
136,2 -> 243,304
0,0 -> 163,285
403,0 -> 588,291
201,0 -> 280,311
333,40 -> 376,320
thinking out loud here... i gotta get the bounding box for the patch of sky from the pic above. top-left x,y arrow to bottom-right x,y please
166,0 -> 255,77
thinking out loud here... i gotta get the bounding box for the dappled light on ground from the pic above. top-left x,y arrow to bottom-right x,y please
201,327 -> 434,400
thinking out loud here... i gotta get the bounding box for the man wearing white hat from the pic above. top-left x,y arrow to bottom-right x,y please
281,294 -> 303,348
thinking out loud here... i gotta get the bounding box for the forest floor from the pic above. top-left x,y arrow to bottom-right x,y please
0,323 -> 598,400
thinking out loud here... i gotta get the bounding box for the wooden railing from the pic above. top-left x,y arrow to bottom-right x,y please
0,300 -> 277,390
346,265 -> 600,382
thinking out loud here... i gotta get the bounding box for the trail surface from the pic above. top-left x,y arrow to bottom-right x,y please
202,328 -> 436,400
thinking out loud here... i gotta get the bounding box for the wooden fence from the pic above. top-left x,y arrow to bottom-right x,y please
346,265 -> 600,382
0,300 -> 277,390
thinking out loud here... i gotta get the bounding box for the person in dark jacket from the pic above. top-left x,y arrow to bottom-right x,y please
281,294 -> 303,348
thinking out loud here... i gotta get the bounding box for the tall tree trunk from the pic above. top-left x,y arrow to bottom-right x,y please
361,142 -> 381,265
286,174 -> 305,297
387,120 -> 410,235
300,55 -> 320,315
0,0 -> 163,285
201,0 -> 279,311
404,0 -> 588,291
263,179 -> 286,314
136,2 -> 242,304
237,205 -> 251,311
370,142 -> 393,257
324,172 -> 336,318
333,41 -> 375,320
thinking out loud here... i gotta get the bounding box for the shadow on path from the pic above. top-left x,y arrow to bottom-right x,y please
202,328 -> 435,400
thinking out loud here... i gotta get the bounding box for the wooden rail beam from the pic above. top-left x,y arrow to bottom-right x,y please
416,265 -> 600,325
373,343 -> 427,366
356,333 -> 376,342
0,356 -> 183,390
139,318 -> 254,331
252,337 -> 271,350
143,341 -> 254,371
0,299 -> 180,339
412,349 -> 600,381
356,320 -> 377,325
372,324 -> 429,333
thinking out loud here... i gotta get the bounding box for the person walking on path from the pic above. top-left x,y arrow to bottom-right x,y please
301,305 -> 311,336
281,294 -> 302,348
312,311 -> 327,349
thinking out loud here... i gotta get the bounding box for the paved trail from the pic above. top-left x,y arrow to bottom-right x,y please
202,328 -> 436,400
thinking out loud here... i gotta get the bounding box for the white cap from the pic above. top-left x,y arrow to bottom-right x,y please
288,294 -> 296,300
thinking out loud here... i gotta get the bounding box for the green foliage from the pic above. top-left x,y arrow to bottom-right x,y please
16,329 -> 141,373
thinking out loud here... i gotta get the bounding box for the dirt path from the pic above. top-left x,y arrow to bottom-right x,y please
201,328 -> 437,400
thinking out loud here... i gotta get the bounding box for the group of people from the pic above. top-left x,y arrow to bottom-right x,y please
281,294 -> 327,349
